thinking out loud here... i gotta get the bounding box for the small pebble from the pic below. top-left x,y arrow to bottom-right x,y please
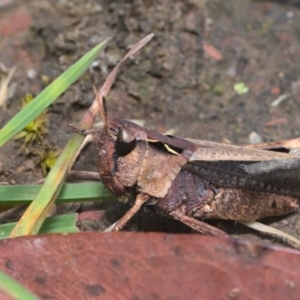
94,4 -> 102,12
89,35 -> 103,44
100,65 -> 108,76
91,60 -> 100,68
286,11 -> 294,19
249,132 -> 262,144
0,0 -> 13,8
27,69 -> 37,79
59,55 -> 71,65
226,67 -> 236,77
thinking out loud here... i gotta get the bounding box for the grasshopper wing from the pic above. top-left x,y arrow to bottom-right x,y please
185,138 -> 300,196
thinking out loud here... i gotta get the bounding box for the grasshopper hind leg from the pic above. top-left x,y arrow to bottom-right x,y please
169,209 -> 227,237
154,169 -> 227,237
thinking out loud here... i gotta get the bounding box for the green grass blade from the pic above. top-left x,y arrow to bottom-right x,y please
0,270 -> 40,300
38,213 -> 78,234
9,134 -> 86,237
0,38 -> 110,147
8,35 -> 151,238
0,182 -> 115,205
0,214 -> 79,239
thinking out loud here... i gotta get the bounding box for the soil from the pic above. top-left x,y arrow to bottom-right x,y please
1,0 -> 300,247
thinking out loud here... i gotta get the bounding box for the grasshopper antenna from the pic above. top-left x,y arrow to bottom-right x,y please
90,69 -> 109,132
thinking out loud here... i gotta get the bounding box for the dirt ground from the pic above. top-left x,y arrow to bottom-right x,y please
1,0 -> 300,247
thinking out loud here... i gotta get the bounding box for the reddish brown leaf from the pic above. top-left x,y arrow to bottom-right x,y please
0,291 -> 11,300
264,118 -> 288,128
78,210 -> 105,222
0,11 -> 32,37
203,41 -> 223,61
270,86 -> 281,96
0,232 -> 300,299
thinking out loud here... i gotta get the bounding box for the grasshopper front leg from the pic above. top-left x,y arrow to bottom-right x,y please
104,193 -> 150,232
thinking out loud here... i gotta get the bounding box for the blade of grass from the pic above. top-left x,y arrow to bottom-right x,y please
9,34 -> 154,238
0,270 -> 40,300
9,134 -> 85,237
0,182 -> 115,205
0,38 -> 110,147
0,214 -> 79,239
240,221 -> 300,248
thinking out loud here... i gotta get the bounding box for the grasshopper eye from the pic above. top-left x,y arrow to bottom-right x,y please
115,128 -> 137,157
110,127 -> 118,136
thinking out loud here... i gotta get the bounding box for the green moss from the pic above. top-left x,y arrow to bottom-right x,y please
14,94 -> 60,175
212,84 -> 223,96
40,149 -> 60,176
14,94 -> 48,144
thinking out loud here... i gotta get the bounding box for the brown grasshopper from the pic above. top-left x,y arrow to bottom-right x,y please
73,76 -> 300,239
70,34 -> 300,239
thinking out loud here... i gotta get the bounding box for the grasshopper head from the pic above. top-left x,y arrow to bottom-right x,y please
98,119 -> 147,196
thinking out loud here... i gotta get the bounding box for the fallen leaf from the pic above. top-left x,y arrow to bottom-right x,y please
264,118 -> 288,128
234,82 -> 249,95
0,232 -> 300,299
203,41 -> 223,61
